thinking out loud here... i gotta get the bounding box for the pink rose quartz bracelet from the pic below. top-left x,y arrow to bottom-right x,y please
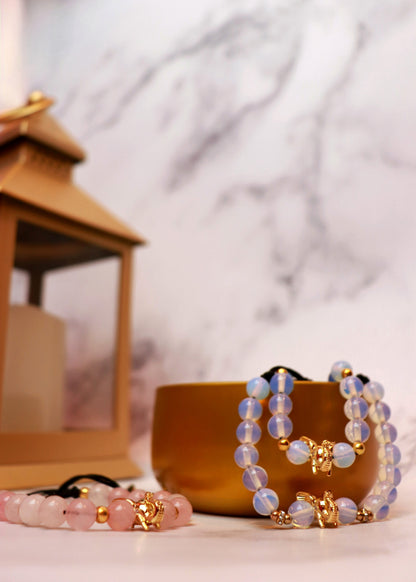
0,474 -> 193,532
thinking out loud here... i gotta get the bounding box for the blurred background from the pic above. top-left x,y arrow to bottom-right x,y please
2,0 -> 415,470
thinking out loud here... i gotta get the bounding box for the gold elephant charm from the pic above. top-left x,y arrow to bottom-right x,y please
296,490 -> 339,528
300,436 -> 335,476
134,492 -> 165,530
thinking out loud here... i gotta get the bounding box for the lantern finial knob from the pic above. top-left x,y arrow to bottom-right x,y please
28,91 -> 47,105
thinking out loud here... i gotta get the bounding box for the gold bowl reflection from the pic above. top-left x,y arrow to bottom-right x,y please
152,381 -> 379,516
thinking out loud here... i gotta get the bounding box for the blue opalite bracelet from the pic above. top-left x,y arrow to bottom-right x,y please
235,361 -> 401,528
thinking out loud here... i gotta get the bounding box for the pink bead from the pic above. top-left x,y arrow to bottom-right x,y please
153,490 -> 171,501
19,494 -> 44,526
158,499 -> 177,530
66,498 -> 96,531
129,489 -> 146,502
39,496 -> 67,528
107,499 -> 135,531
0,491 -> 16,521
107,487 -> 130,503
5,493 -> 27,523
168,494 -> 193,527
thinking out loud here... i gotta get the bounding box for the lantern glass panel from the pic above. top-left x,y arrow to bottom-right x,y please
9,269 -> 30,304
1,220 -> 120,433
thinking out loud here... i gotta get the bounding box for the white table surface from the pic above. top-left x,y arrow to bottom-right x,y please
1,470 -> 415,582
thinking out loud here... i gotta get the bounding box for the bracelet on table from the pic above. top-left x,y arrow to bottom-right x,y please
0,474 -> 193,531
235,361 -> 401,528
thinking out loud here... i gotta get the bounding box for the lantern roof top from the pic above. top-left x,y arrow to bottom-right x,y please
0,92 -> 85,162
0,93 -> 145,245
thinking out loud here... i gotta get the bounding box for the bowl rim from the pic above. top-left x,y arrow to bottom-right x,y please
156,380 -> 337,391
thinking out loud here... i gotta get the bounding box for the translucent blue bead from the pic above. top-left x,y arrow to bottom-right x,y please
269,394 -> 292,415
362,495 -> 389,520
267,414 -> 293,439
288,500 -> 314,528
242,465 -> 268,491
329,360 -> 353,382
253,488 -> 279,515
238,397 -> 263,421
333,442 -> 356,468
344,397 -> 368,420
373,481 -> 398,504
361,494 -> 384,513
378,444 -> 401,465
369,401 -> 390,423
270,373 -> 294,395
375,503 -> 390,520
336,497 -> 357,524
339,376 -> 364,399
345,419 -> 370,443
388,487 -> 398,505
375,422 -> 398,444
363,381 -> 385,403
236,420 -> 261,444
246,377 -> 270,400
378,464 -> 401,486
234,444 -> 259,468
286,440 -> 310,465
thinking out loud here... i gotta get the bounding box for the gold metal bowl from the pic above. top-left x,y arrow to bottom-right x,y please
152,381 -> 379,516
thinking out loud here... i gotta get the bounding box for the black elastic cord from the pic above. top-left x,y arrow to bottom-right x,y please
261,366 -> 311,383
29,474 -> 121,498
261,365 -> 370,384
58,474 -> 120,491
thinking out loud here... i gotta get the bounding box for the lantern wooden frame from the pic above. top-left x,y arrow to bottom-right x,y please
0,94 -> 145,488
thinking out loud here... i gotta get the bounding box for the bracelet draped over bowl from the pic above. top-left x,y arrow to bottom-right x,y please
235,361 -> 400,528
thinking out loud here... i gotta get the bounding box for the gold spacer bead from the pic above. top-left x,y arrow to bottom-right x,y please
271,510 -> 292,527
353,442 -> 365,455
356,508 -> 374,523
96,506 -> 109,523
277,368 -> 288,374
277,438 -> 290,451
341,368 -> 353,378
79,487 -> 89,499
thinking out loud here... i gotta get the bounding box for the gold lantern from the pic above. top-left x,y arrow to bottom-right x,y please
0,93 -> 145,488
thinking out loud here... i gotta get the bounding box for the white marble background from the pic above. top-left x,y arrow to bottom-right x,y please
2,0 -> 416,469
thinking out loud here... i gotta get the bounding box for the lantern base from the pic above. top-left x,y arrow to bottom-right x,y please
0,457 -> 142,490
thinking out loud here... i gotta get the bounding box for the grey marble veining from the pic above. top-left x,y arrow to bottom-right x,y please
2,0 -> 416,464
